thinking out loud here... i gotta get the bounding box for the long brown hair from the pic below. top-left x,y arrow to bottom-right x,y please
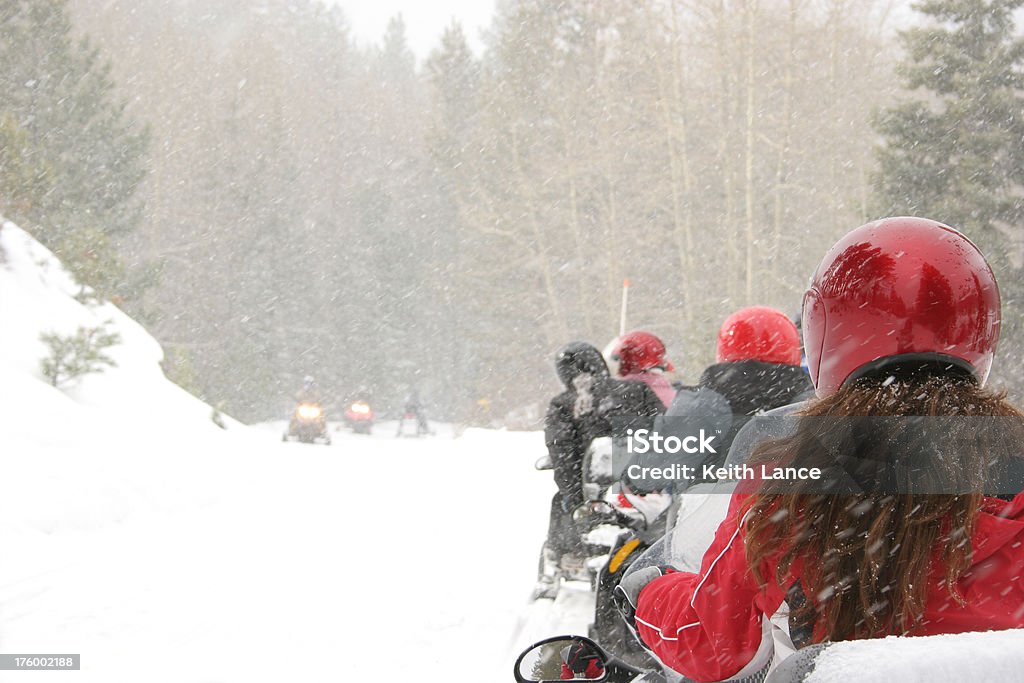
743,372 -> 1023,642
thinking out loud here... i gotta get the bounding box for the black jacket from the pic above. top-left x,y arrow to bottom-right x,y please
698,360 -> 812,419
545,343 -> 663,507
658,360 -> 814,473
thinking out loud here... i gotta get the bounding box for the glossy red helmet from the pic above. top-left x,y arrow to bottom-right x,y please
610,330 -> 674,376
716,307 -> 801,366
802,217 -> 1000,397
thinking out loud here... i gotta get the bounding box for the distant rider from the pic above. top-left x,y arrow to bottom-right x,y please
295,375 -> 322,405
396,389 -> 429,436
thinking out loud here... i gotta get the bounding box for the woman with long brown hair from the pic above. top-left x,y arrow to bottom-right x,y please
617,217 -> 1024,682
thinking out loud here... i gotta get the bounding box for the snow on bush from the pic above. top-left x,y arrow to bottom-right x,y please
40,322 -> 121,387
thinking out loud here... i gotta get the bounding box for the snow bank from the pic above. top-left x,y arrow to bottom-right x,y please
804,628 -> 1024,682
0,219 -> 235,436
0,220 -> 246,536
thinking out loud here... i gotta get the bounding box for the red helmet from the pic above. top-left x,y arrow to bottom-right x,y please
611,330 -> 674,376
716,306 -> 801,366
802,217 -> 1000,397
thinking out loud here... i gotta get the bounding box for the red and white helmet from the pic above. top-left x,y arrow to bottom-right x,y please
609,330 -> 674,376
716,306 -> 801,366
802,216 -> 1000,397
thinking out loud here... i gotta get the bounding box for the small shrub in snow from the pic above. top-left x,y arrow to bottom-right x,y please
73,286 -> 101,306
40,323 -> 122,388
211,401 -> 228,430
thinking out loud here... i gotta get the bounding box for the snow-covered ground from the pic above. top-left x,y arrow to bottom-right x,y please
0,221 -> 589,681
13,216 -> 1021,683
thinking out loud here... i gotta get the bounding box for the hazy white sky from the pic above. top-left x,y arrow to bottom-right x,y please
326,0 -> 496,60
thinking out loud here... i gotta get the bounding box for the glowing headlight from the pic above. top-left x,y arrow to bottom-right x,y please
350,402 -> 370,415
298,404 -> 322,419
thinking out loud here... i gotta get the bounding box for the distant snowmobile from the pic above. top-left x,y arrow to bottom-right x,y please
395,391 -> 430,437
282,402 -> 331,445
343,400 -> 374,435
395,410 -> 430,437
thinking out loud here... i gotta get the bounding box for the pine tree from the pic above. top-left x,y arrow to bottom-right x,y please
379,14 -> 416,90
874,0 -> 1024,245
0,112 -> 52,217
40,323 -> 121,388
873,0 -> 1024,389
425,21 -> 481,421
0,0 -> 148,295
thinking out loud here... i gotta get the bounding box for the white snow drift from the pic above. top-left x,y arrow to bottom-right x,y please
0,219 -> 582,681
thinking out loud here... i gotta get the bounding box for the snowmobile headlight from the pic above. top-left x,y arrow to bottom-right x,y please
298,404 -> 322,419
350,402 -> 370,414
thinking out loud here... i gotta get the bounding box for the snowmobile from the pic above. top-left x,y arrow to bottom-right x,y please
343,400 -> 374,434
586,487 -> 672,669
282,402 -> 331,445
534,438 -> 656,600
581,412 -> 795,668
395,409 -> 430,437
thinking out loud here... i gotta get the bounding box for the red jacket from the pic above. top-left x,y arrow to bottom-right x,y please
621,371 -> 676,408
635,492 -> 1024,682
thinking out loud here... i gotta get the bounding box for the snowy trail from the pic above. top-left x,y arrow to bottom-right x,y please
0,224 -> 593,681
0,426 -> 592,682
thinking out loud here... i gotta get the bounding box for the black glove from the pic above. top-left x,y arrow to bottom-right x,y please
560,493 -> 584,514
613,565 -> 664,630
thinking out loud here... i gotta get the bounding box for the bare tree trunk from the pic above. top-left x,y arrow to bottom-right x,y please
510,129 -> 569,346
592,4 -> 623,338
743,0 -> 758,305
601,170 -> 621,336
825,0 -> 846,219
650,1 -> 695,333
558,112 -> 593,336
711,0 -> 740,305
670,0 -> 696,331
771,0 -> 800,290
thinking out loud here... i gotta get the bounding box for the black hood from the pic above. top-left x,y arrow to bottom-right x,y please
700,360 -> 813,416
555,342 -> 610,389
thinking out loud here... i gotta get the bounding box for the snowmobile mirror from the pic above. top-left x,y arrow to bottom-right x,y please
572,500 -> 615,522
535,455 -> 554,471
513,635 -> 609,682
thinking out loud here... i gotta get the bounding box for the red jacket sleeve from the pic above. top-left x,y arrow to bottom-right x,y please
634,494 -> 785,682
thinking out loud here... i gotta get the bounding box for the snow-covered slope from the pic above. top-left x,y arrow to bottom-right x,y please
0,220 -> 246,534
0,219 -> 582,681
0,221 -> 235,428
